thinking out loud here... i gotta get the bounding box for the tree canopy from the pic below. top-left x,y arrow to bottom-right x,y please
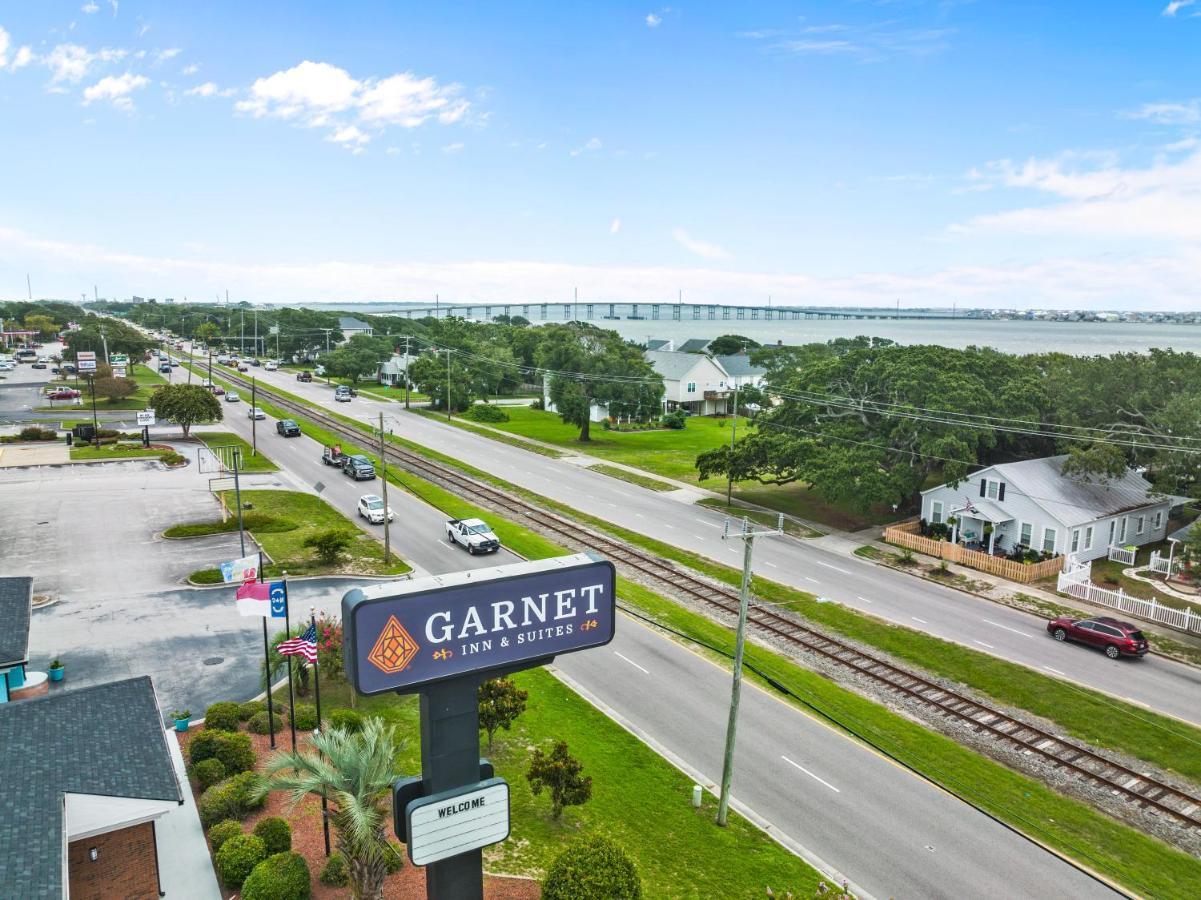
149,384 -> 222,437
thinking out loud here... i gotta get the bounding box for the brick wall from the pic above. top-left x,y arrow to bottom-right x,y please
68,821 -> 161,900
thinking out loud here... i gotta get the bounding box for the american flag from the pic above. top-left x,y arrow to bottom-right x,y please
278,624 -> 318,663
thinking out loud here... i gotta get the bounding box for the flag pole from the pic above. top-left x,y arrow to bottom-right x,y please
283,578 -> 297,751
260,552 -> 276,749
311,606 -> 331,857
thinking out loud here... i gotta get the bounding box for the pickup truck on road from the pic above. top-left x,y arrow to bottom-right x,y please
342,454 -> 376,481
445,518 -> 501,554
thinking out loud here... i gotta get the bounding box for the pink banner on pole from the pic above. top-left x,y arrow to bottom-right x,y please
235,581 -> 271,617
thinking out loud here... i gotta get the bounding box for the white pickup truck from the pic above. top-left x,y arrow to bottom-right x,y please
445,518 -> 501,555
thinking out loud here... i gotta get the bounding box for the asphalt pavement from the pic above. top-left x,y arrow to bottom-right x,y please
220,360 -> 1201,726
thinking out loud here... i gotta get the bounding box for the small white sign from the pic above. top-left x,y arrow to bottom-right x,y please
77,351 -> 97,372
112,365 -> 127,378
136,410 -> 156,427
406,779 -> 510,867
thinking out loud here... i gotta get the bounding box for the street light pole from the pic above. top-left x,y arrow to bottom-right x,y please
726,379 -> 740,506
378,412 -> 392,564
251,376 -> 258,456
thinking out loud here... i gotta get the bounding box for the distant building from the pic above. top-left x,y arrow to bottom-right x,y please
337,316 -> 374,344
377,351 -> 413,386
644,350 -> 731,415
646,339 -> 674,352
676,337 -> 712,354
714,354 -> 767,390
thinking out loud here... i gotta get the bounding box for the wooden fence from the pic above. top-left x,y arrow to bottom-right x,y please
882,521 -> 1065,583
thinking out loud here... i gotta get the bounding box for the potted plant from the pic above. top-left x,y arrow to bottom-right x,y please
48,659 -> 64,682
172,709 -> 192,732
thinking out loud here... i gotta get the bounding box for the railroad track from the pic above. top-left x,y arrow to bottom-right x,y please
214,364 -> 1201,832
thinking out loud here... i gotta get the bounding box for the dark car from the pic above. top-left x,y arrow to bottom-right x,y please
276,419 -> 301,437
1047,616 -> 1149,659
341,454 -> 376,480
296,370 -> 313,382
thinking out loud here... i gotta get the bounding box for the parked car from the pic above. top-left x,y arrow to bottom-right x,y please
1046,616 -> 1149,659
341,454 -> 376,481
296,370 -> 313,382
357,494 -> 394,524
237,364 -> 249,372
0,361 -> 14,371
445,518 -> 501,554
225,391 -> 241,403
276,419 -> 301,437
61,364 -> 77,374
31,361 -> 48,369
47,388 -> 82,400
247,406 -> 266,420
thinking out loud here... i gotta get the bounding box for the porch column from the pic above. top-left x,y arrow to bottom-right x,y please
988,530 -> 996,554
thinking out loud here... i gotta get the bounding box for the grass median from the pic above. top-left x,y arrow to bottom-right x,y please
193,431 -> 277,472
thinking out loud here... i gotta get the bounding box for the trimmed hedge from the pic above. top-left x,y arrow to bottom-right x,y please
329,708 -> 363,733
319,853 -> 349,887
197,772 -> 265,828
203,701 -> 242,732
542,836 -> 641,900
207,820 -> 243,854
253,816 -> 292,855
188,730 -> 255,775
463,403 -> 510,423
238,700 -> 265,721
241,852 -> 312,900
291,704 -> 318,731
193,757 -> 227,790
248,709 -> 281,735
215,833 -> 267,889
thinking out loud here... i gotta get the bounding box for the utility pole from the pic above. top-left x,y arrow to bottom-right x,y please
378,412 -> 392,564
240,309 -> 245,357
254,309 -> 259,358
251,376 -> 258,456
435,292 -> 440,319
403,336 -> 411,409
444,348 -> 452,420
26,274 -> 31,300
726,379 -> 740,506
99,326 -> 109,365
716,515 -> 782,828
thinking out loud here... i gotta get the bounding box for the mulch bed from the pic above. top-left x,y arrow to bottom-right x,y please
178,726 -> 539,899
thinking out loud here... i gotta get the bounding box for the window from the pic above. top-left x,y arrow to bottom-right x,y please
1042,527 -> 1057,553
1108,520 -> 1115,544
1136,516 -> 1145,535
686,381 -> 696,393
1084,526 -> 1093,550
1020,522 -> 1032,545
1154,511 -> 1163,530
986,480 -> 999,500
1071,530 -> 1080,553
1118,518 -> 1127,542
931,501 -> 943,525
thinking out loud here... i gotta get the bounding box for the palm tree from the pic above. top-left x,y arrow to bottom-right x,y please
256,718 -> 402,900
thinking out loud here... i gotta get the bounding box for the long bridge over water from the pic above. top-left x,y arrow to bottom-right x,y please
387,301 -> 970,323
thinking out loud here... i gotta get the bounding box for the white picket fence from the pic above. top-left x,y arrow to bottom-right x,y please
1107,544 -> 1137,565
1148,550 -> 1176,577
1057,566 -> 1201,634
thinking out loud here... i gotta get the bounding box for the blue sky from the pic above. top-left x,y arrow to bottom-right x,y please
1,1 -> 1200,308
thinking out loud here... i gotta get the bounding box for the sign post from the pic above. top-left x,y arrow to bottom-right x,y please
343,554 -> 615,900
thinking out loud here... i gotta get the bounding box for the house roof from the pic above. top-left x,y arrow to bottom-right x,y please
338,316 -> 371,330
949,498 -> 1013,524
1167,518 -> 1198,543
646,339 -> 672,351
714,354 -> 766,378
644,350 -> 719,381
946,455 -> 1168,529
0,577 -> 32,667
0,677 -> 181,900
676,338 -> 712,353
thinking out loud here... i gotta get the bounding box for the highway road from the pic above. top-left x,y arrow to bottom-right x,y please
217,359 -> 1201,726
188,366 -> 1117,898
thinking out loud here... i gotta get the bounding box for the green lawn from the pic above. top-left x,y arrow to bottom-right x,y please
216,373 -> 1201,896
589,463 -> 678,491
696,498 -> 823,538
193,431 -> 277,472
1087,544 -> 1201,615
182,489 -> 410,580
69,443 -> 177,462
41,363 -> 169,411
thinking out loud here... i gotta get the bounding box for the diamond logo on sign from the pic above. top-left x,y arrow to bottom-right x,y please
367,615 -> 420,674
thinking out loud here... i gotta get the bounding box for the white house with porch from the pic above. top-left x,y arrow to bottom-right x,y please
644,350 -> 732,415
920,455 -> 1176,562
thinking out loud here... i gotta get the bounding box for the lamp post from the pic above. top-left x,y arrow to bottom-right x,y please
87,374 -> 100,449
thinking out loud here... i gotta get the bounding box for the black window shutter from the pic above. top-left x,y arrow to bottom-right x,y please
998,483 -> 1006,501
979,480 -> 987,497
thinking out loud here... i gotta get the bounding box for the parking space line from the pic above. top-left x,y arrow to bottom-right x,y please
614,651 -> 649,674
781,755 -> 840,793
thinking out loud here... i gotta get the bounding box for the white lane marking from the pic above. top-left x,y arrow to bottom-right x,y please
815,560 -> 852,575
974,640 -> 996,649
1043,665 -> 1067,676
856,595 -> 873,604
694,535 -> 707,541
781,755 -> 841,793
614,651 -> 649,674
664,524 -> 675,530
765,561 -> 779,569
699,520 -> 722,528
635,513 -> 645,519
981,618 -> 1032,638
911,616 -> 928,624
805,576 -> 821,584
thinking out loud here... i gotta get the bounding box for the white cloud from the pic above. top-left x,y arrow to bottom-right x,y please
0,27 -> 8,69
182,62 -> 199,75
672,228 -> 732,260
1163,1 -> 1196,16
42,43 -> 127,84
442,141 -> 464,153
236,60 -> 470,148
154,47 -> 181,64
82,72 -> 148,110
610,218 -> 622,234
12,46 -> 34,70
82,2 -> 100,14
646,13 -> 662,28
184,81 -> 234,98
1124,99 -> 1201,125
327,124 -> 370,151
109,0 -> 118,14
745,22 -> 954,61
570,136 -> 602,156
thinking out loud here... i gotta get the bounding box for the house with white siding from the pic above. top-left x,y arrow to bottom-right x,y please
644,350 -> 732,415
920,455 -> 1176,562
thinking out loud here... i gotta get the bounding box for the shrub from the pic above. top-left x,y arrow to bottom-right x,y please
328,708 -> 363,733
291,704 -> 318,731
303,528 -> 354,565
215,731 -> 256,774
18,426 -> 58,441
161,451 -> 186,466
207,820 -> 243,854
253,816 -> 292,855
204,701 -> 242,732
659,410 -> 687,429
247,710 -> 281,735
529,397 -> 545,410
542,836 -> 642,900
193,757 -> 227,790
319,852 -> 350,887
527,741 -> 592,819
227,771 -> 266,812
241,852 -> 312,900
187,729 -> 227,765
463,403 -> 509,423
238,701 -> 265,721
197,772 -> 264,827
215,833 -> 267,889
383,840 -> 405,874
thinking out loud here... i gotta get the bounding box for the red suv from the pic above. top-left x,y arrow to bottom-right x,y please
1047,616 -> 1149,659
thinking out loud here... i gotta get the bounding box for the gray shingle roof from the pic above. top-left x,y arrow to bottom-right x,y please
646,339 -> 672,351
676,338 -> 711,353
644,350 -> 712,381
714,354 -> 766,378
0,577 -> 32,667
0,677 -> 181,899
989,455 -> 1166,529
338,316 -> 371,330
